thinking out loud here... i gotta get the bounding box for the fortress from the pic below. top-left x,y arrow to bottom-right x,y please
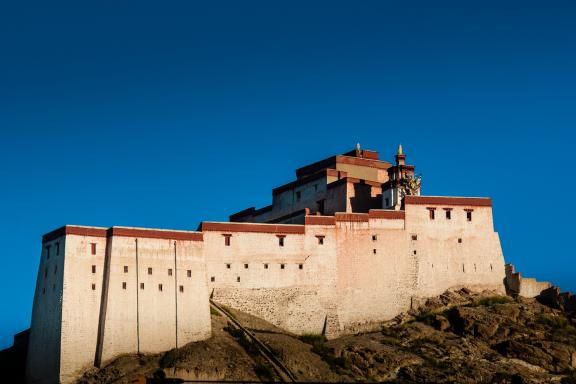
26,145 -> 507,383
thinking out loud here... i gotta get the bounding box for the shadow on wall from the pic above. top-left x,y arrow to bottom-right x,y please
349,183 -> 381,213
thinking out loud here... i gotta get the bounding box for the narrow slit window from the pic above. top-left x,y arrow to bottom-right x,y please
223,234 -> 231,246
42,288 -> 45,295
296,191 -> 301,201
444,208 -> 452,220
372,235 -> 377,241
168,268 -> 173,276
148,267 -> 152,275
56,242 -> 60,256
140,283 -> 144,290
299,264 -> 303,270
44,267 -> 48,278
316,235 -> 325,245
92,283 -> 96,290
179,285 -> 184,293
373,249 -> 377,254
92,265 -> 96,274
427,208 -> 435,220
413,250 -> 417,255
278,235 -> 285,247
187,270 -> 191,277
264,263 -> 268,269
237,276 -> 240,282
46,245 -> 51,259
158,284 -> 163,291
385,198 -> 390,206
54,265 -> 57,274
466,210 -> 473,222
124,266 -> 128,273
91,243 -> 97,255
122,282 -> 127,290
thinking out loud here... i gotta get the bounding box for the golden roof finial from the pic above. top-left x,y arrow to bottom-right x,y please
397,144 -> 403,155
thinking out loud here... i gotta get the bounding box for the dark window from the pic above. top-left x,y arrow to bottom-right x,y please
445,209 -> 452,220
42,287 -> 45,295
296,191 -> 301,201
168,268 -> 173,276
44,267 -> 48,278
140,283 -> 144,290
372,235 -> 377,241
317,199 -> 325,214
124,266 -> 128,273
385,198 -> 390,206
54,265 -> 57,274
46,245 -> 51,259
317,235 -> 325,245
226,264 -> 231,269
179,285 -> 184,292
466,210 -> 473,222
299,264 -> 303,269
210,276 -> 215,282
91,243 -> 97,255
148,267 -> 152,275
490,264 -> 493,271
223,234 -> 231,246
237,276 -> 240,282
428,208 -> 435,220
264,263 -> 268,269
458,238 -> 462,243
122,282 -> 126,290
373,249 -> 377,254
413,250 -> 417,255
278,236 -> 285,247
53,284 -> 55,291
158,284 -> 163,291
187,270 -> 191,277
56,242 -> 60,256
280,264 -> 285,269
244,264 -> 249,269
92,284 -> 96,290
411,235 -> 418,241
92,265 -> 96,274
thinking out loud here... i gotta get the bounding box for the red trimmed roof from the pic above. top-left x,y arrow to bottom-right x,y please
405,196 -> 492,207
200,222 -> 305,234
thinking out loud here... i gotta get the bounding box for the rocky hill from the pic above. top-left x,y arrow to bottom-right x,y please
75,289 -> 576,384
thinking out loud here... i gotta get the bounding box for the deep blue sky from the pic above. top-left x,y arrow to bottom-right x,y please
1,1 -> 575,348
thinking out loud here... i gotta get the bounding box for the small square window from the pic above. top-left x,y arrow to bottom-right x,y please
316,235 -> 325,245
244,264 -> 249,269
168,268 -> 173,276
158,284 -> 163,291
458,238 -> 462,243
372,235 -> 377,241
226,264 -> 231,269
411,235 -> 418,241
91,243 -> 97,255
264,263 -> 268,269
148,267 -> 152,275
91,284 -> 96,291
237,276 -> 240,282
280,264 -> 285,269
299,264 -> 303,270
140,283 -> 144,290
211,276 -> 215,282
92,265 -> 96,274
122,282 -> 126,290
187,270 -> 191,277
179,285 -> 184,293
124,266 -> 128,273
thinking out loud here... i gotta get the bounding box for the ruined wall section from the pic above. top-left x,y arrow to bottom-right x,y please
203,221 -> 338,335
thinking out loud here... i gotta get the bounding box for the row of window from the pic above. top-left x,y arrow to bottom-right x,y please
223,263 -> 304,270
90,265 -> 193,277
427,208 -> 473,221
222,234 -> 325,247
45,243 -> 61,259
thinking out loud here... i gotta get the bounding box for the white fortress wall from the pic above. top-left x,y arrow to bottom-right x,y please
203,221 -> 338,335
404,196 -> 506,296
26,236 -> 66,384
59,229 -> 108,384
